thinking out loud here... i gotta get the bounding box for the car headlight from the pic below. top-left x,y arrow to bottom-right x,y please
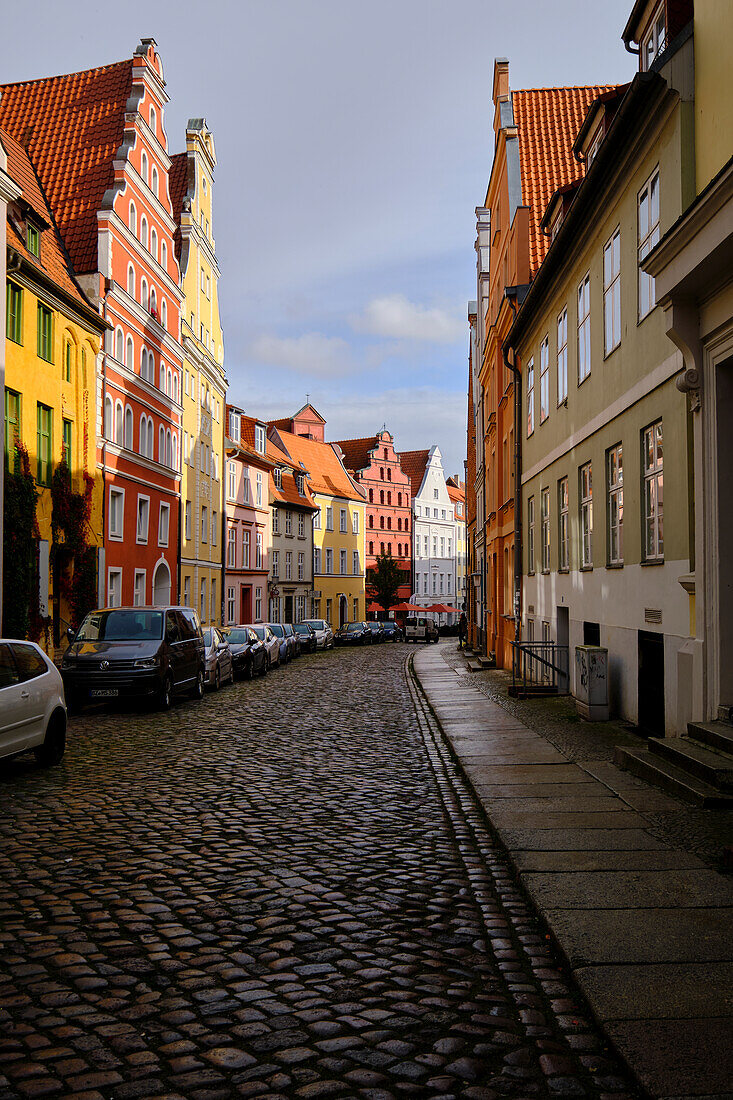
134,657 -> 160,669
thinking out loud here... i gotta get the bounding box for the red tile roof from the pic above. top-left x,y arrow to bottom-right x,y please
398,449 -> 430,499
168,151 -> 188,261
0,59 -> 133,275
266,435 -> 317,510
2,127 -> 96,311
273,429 -> 364,503
512,85 -> 617,277
332,436 -> 377,474
446,483 -> 465,506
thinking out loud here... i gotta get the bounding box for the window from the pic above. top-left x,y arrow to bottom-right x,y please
185,501 -> 191,540
558,478 -> 569,571
140,151 -> 148,184
228,411 -> 240,441
212,512 -> 217,546
127,265 -> 136,298
527,496 -> 535,574
134,570 -> 145,607
325,548 -> 333,574
557,308 -> 568,404
37,304 -> 53,362
140,278 -> 148,310
227,587 -> 235,624
340,549 -> 347,575
256,532 -> 262,569
255,424 -> 266,453
136,496 -> 150,543
243,528 -> 251,569
285,510 -> 293,535
255,587 -> 262,621
109,488 -> 124,539
369,488 -> 374,503
228,461 -> 236,500
201,505 -> 208,544
211,580 -> 217,622
150,227 -> 158,261
159,503 -> 170,547
577,275 -> 591,383
273,467 -> 282,489
326,507 -> 333,531
298,512 -> 305,537
639,169 -> 660,319
27,223 -> 40,257
643,421 -> 663,560
129,201 -> 137,234
541,488 -> 550,572
313,508 -> 321,530
298,552 -> 304,580
340,508 -> 347,533
447,574 -> 451,594
140,215 -> 148,250
36,403 -> 52,485
641,2 -> 666,69
6,282 -> 22,344
256,471 -> 262,506
161,242 -> 167,271
539,338 -> 549,422
579,462 -> 593,568
200,579 -> 207,623
272,550 -> 280,578
272,509 -> 280,534
151,164 -> 158,196
604,229 -> 621,354
4,389 -> 21,471
62,419 -> 72,469
314,547 -> 321,573
353,550 -> 359,575
227,527 -> 236,568
285,552 -> 292,580
440,537 -> 445,556
108,569 -> 122,609
242,468 -> 250,503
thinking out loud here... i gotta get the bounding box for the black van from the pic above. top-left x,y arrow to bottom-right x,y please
61,606 -> 205,710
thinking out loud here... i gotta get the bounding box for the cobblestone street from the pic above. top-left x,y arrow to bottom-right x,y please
0,644 -> 637,1100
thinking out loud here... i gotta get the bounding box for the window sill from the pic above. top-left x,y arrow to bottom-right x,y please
606,561 -> 624,569
578,372 -> 590,388
558,567 -> 569,574
580,564 -> 593,572
641,558 -> 664,566
603,342 -> 620,362
541,569 -> 551,576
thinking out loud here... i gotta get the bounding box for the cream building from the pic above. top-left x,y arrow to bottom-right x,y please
171,120 -> 226,625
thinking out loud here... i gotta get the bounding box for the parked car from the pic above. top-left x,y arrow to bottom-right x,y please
62,606 -> 205,710
0,640 -> 67,766
282,623 -> 301,659
404,616 -> 440,644
292,621 -> 317,653
223,626 -> 268,679
380,620 -> 402,642
267,623 -> 292,664
367,621 -> 385,643
203,627 -> 234,690
335,621 -> 372,646
247,624 -> 281,668
301,619 -> 334,650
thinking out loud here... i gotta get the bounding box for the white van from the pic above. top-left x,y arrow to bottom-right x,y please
0,640 -> 67,765
404,617 -> 439,643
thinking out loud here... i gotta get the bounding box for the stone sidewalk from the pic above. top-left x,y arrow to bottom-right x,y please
412,643 -> 733,1100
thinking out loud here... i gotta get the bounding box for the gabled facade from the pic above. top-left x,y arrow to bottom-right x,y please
267,436 -> 317,623
403,446 -> 458,618
224,406 -> 272,625
172,119 -> 227,626
1,41 -> 186,611
446,477 -> 467,612
333,429 -> 412,603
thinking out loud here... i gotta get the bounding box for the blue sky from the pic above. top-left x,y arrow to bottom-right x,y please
1,0 -> 636,479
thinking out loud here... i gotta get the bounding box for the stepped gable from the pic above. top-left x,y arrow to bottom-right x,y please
331,436 -> 377,475
512,84 -> 618,277
275,428 -> 364,503
2,127 -> 92,308
398,449 -> 430,499
0,59 -> 133,274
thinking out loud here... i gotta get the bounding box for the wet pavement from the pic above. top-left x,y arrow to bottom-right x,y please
0,642 -> 637,1099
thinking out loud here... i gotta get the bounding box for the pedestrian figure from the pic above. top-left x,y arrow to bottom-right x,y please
458,612 -> 468,648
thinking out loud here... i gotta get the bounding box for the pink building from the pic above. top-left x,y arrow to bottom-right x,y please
224,406 -> 272,624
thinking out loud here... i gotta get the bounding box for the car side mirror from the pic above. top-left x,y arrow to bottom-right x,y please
66,627 -> 76,643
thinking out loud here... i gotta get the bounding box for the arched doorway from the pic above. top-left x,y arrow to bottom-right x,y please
152,560 -> 171,607
339,594 -> 348,627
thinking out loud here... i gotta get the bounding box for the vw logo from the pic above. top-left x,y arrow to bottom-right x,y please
99,660 -> 109,670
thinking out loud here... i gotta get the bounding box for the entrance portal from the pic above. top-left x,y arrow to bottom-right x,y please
339,595 -> 348,627
152,560 -> 171,606
638,630 -> 665,736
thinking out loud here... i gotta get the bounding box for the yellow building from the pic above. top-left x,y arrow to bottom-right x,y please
270,423 -> 366,630
171,120 -> 227,625
3,128 -> 106,651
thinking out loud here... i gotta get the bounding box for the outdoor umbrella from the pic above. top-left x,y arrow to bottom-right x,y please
425,604 -> 461,614
389,602 -> 424,613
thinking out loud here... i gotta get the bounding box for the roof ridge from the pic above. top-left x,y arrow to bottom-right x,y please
512,82 -> 620,95
0,57 -> 131,90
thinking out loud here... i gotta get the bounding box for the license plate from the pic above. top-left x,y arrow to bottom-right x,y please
90,688 -> 119,698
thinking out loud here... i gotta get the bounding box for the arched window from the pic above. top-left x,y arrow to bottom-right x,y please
380,516 -> 384,530
380,542 -> 384,554
150,286 -> 157,314
125,336 -> 134,368
368,488 -> 373,503
158,426 -> 165,465
129,202 -> 137,234
172,433 -> 178,470
127,264 -> 135,297
387,543 -> 392,555
380,467 -> 384,480
172,372 -> 178,403
141,151 -> 148,184
140,216 -> 148,250
115,400 -> 123,444
397,517 -> 402,531
368,542 -> 373,555
404,517 -> 409,531
104,396 -> 113,440
159,364 -> 166,391
124,406 -> 133,449
115,327 -> 124,362
165,429 -> 172,468
167,367 -> 172,396
151,165 -> 158,197
398,492 -> 402,506
139,414 -> 147,456
387,517 -> 392,530
387,491 -> 392,505
141,278 -> 148,309
368,515 -> 373,529
149,105 -> 156,131
147,418 -> 154,458
160,299 -> 167,330
150,227 -> 158,260
379,490 -> 384,505
161,241 -> 167,270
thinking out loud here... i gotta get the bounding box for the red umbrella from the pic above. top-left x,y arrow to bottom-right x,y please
367,601 -> 383,615
425,603 -> 460,614
389,602 -> 424,613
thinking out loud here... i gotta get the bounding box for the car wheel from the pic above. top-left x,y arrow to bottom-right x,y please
159,673 -> 173,710
260,656 -> 268,676
214,664 -> 221,691
191,668 -> 205,701
245,660 -> 254,680
34,710 -> 66,767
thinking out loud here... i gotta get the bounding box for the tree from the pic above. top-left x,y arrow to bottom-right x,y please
367,551 -> 404,614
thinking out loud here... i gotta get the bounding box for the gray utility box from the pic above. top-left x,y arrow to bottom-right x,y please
575,646 -> 609,721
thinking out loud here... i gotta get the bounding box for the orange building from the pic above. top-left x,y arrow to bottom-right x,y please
475,59 -> 613,667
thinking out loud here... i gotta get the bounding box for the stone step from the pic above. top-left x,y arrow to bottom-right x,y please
477,656 -> 496,670
688,720 -> 733,756
614,745 -> 733,808
465,659 -> 483,673
649,735 -> 733,791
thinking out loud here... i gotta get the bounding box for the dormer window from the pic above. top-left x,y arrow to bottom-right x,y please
255,424 -> 266,454
550,209 -> 563,242
27,223 -> 40,257
273,467 -> 282,489
228,411 -> 241,442
642,3 -> 666,70
297,474 -> 305,495
586,125 -> 604,166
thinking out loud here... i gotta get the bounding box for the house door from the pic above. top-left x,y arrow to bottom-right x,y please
638,630 -> 665,736
241,587 -> 252,623
152,560 -> 171,606
556,606 -> 569,693
715,355 -> 733,709
339,595 -> 348,627
284,595 -> 293,622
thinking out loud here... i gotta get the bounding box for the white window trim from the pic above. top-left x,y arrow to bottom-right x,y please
108,567 -> 123,608
136,494 -> 150,545
158,502 -> 171,548
109,487 -> 125,541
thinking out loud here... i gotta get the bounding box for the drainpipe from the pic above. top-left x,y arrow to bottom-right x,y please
503,304 -> 522,646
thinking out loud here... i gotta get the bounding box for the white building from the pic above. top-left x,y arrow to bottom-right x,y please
402,446 -> 458,622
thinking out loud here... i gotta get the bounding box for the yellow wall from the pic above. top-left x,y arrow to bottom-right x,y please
312,493 -> 366,629
694,0 -> 733,192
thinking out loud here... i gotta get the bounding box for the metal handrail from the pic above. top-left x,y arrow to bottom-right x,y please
511,640 -> 569,694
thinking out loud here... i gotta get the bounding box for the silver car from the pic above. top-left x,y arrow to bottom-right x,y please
246,624 -> 281,669
301,619 -> 334,650
0,640 -> 67,766
203,627 -> 234,690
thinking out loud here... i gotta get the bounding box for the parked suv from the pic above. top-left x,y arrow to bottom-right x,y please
404,616 -> 439,644
62,606 -> 205,710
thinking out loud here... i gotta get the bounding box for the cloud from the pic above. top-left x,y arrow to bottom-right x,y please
353,294 -> 463,344
249,332 -> 354,377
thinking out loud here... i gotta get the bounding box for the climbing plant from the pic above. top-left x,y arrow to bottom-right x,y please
2,444 -> 40,639
51,463 -> 97,630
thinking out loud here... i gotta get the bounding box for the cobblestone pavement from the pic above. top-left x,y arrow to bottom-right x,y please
0,644 -> 638,1100
445,646 -> 733,870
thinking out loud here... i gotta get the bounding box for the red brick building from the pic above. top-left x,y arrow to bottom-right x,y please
333,429 -> 412,604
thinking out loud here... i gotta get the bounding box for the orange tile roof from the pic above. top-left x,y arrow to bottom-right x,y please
168,151 -> 188,261
398,449 -> 430,499
2,127 -> 96,312
446,483 -> 465,505
0,60 -> 133,274
274,428 -> 364,503
332,435 -> 378,474
512,85 -> 617,277
266,435 -> 317,510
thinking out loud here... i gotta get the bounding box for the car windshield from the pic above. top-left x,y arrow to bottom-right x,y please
251,627 -> 266,640
346,623 -> 363,633
303,620 -> 325,630
269,625 -> 284,637
380,622 -> 393,629
226,629 -> 249,644
75,610 -> 164,642
293,624 -> 311,634
369,623 -> 379,630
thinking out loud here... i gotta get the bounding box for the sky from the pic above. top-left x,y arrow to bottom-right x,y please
0,0 -> 636,480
